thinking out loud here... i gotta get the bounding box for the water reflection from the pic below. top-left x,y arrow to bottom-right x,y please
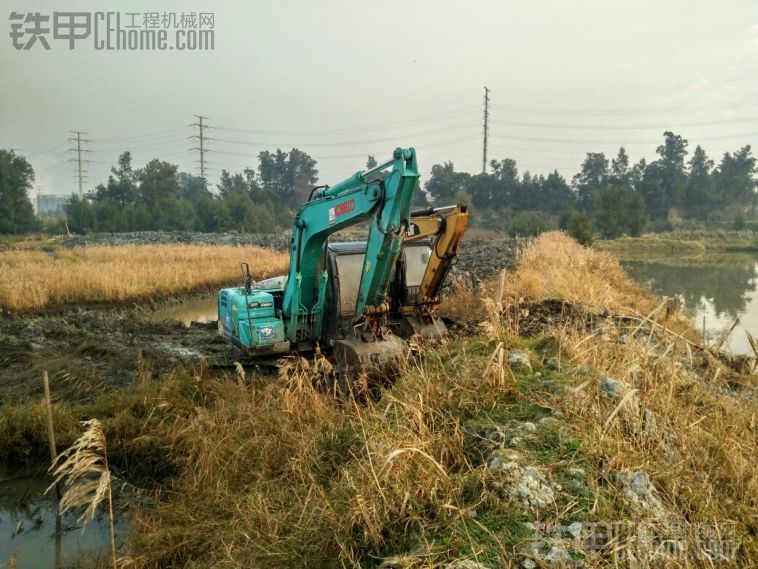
620,254 -> 758,354
0,467 -> 126,568
149,295 -> 218,327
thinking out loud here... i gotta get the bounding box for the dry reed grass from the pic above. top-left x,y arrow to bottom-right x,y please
0,244 -> 289,312
506,231 -> 655,314
48,419 -> 117,569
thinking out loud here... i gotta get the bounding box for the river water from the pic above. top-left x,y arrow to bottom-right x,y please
620,253 -> 758,355
0,467 -> 127,568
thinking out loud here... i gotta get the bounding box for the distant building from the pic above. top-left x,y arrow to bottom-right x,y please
36,194 -> 68,215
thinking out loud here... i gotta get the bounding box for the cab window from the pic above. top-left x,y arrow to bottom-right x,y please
335,253 -> 365,316
405,245 -> 431,287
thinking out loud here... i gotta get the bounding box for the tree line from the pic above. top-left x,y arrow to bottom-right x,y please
0,131 -> 755,238
425,131 -> 756,241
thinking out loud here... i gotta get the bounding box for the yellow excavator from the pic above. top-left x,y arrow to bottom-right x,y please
392,204 -> 469,338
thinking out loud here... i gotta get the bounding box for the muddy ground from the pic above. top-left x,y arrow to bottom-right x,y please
1,232 -> 519,404
0,306 -> 238,404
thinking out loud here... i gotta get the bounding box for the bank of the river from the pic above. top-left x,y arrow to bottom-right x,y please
597,229 -> 758,254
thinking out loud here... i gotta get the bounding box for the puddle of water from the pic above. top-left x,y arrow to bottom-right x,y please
0,467 -> 127,568
149,296 -> 218,327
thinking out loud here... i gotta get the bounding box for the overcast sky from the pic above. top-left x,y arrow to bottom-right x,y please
2,0 -> 757,197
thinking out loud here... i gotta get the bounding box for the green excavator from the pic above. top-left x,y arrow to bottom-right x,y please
217,147 -> 468,380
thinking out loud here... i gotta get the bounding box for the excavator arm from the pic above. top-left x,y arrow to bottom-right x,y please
282,147 -> 419,344
406,204 -> 468,310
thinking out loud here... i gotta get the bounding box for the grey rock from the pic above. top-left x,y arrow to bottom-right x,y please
615,469 -> 665,517
566,522 -> 583,540
508,351 -> 532,371
521,421 -> 537,432
487,452 -> 556,510
379,556 -> 419,568
576,364 -> 592,375
446,561 -> 490,569
545,545 -> 572,564
538,416 -> 560,427
522,559 -> 537,569
599,377 -> 626,398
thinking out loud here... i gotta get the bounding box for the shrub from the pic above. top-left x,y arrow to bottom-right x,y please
507,212 -> 556,238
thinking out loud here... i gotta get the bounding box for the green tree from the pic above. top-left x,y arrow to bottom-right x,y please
195,194 -> 230,232
539,170 -> 574,213
684,146 -> 716,220
488,158 -> 520,208
573,152 -> 609,212
467,172 -> 499,209
566,211 -> 594,246
508,211 -> 556,237
64,194 -> 96,233
136,159 -> 182,229
625,190 -> 647,236
610,147 -> 630,186
640,131 -> 689,220
714,145 -> 756,209
257,148 -> 318,207
594,186 -> 647,238
0,150 -> 38,234
90,152 -> 138,207
594,186 -> 628,239
179,172 -> 212,204
425,162 -> 470,203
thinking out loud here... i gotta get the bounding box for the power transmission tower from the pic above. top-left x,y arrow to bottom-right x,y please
482,86 -> 490,173
190,115 -> 212,187
68,131 -> 91,197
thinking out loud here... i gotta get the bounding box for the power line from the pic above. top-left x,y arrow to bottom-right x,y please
490,115 -> 758,131
212,106 -> 480,137
68,131 -> 91,197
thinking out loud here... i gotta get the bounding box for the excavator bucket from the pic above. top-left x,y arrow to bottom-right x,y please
397,314 -> 448,340
333,334 -> 409,393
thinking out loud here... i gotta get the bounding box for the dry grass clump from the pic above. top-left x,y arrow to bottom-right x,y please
123,342 -> 521,568
0,244 -> 288,312
442,231 -> 655,322
550,320 -> 757,564
508,231 -> 655,314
